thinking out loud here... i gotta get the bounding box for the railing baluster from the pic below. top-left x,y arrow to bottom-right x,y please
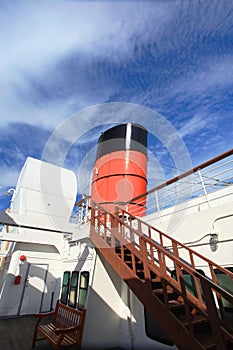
201,279 -> 227,350
189,251 -> 203,303
139,236 -> 152,289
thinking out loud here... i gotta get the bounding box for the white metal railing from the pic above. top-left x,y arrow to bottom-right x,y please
121,150 -> 233,218
70,195 -> 90,225
127,156 -> 233,215
71,149 -> 233,223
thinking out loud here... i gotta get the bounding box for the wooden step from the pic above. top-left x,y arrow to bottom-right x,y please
154,285 -> 176,294
124,255 -> 132,262
169,302 -> 186,317
197,338 -> 216,350
151,278 -> 162,282
177,313 -> 209,327
136,271 -> 145,279
177,313 -> 216,350
153,287 -> 180,303
196,332 -> 216,350
151,281 -> 163,291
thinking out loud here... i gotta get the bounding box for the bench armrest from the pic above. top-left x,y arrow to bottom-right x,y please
35,310 -> 55,318
34,310 -> 55,327
54,325 -> 81,335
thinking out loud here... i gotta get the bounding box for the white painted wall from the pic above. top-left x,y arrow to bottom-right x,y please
82,252 -> 176,350
82,253 -> 125,349
144,185 -> 233,273
0,243 -> 62,316
0,157 -> 78,316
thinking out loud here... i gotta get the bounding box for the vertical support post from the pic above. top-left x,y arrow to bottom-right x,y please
90,206 -> 95,234
201,279 -> 227,350
180,276 -> 195,337
198,169 -> 210,207
139,236 -> 152,289
110,213 -> 117,248
188,251 -> 203,303
155,190 -> 160,217
85,196 -> 89,223
172,241 -> 184,295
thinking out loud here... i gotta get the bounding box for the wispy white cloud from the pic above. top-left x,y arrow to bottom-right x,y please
171,56 -> 233,97
0,0 -> 174,128
178,113 -> 209,139
0,0 -> 232,195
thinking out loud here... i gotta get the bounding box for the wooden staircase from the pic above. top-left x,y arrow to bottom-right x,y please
90,204 -> 233,350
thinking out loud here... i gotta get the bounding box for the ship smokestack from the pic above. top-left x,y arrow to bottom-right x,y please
91,123 -> 147,216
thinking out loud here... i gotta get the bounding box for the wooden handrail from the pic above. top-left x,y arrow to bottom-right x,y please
91,203 -> 233,280
113,206 -> 233,279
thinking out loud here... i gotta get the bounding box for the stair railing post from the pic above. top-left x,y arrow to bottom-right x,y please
200,278 -> 227,350
189,251 -> 203,304
179,275 -> 196,337
139,236 -> 152,290
129,215 -> 134,245
103,211 -> 107,242
172,241 -> 184,296
90,203 -> 97,237
110,212 -> 118,248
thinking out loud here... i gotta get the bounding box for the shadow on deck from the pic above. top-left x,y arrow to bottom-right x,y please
0,315 -> 126,350
0,315 -> 53,350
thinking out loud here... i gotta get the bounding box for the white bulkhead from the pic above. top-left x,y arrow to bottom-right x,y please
0,155 -> 232,349
0,157 -> 81,316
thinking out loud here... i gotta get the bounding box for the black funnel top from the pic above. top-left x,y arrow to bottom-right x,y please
96,123 -> 147,160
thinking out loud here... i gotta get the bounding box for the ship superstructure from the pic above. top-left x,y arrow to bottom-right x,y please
0,124 -> 232,349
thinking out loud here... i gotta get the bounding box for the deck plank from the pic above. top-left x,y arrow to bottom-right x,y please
0,315 -> 127,349
0,315 -> 53,350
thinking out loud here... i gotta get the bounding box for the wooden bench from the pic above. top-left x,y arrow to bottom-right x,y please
32,300 -> 86,349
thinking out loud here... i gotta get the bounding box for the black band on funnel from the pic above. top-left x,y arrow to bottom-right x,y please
96,123 -> 147,160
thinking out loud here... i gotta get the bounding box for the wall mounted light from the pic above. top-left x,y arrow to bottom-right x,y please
209,233 -> 218,252
19,254 -> 26,262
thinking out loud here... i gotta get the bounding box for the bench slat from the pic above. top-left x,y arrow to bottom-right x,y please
38,324 -> 74,346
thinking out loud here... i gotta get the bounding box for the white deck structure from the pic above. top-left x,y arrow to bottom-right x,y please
0,152 -> 232,349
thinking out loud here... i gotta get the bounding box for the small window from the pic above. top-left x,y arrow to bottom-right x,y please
77,271 -> 89,310
60,271 -> 70,305
214,267 -> 233,310
214,267 -> 233,329
68,271 -> 79,308
171,269 -> 205,300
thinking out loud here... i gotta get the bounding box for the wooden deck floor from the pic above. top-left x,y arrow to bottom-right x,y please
0,315 -> 126,350
0,315 -> 53,350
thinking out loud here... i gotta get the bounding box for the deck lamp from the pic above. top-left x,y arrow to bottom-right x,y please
209,233 -> 218,252
19,254 -> 26,262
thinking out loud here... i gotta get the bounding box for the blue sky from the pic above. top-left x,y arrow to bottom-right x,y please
0,0 -> 233,210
